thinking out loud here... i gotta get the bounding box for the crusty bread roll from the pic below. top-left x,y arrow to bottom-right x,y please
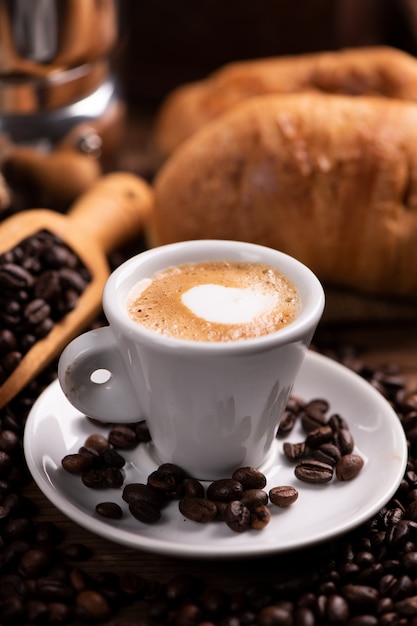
149,93 -> 417,299
155,46 -> 417,157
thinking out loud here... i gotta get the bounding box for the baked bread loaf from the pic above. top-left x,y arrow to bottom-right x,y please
155,46 -> 417,157
149,93 -> 417,299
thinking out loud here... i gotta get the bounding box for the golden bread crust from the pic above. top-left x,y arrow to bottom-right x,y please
150,93 -> 417,298
155,46 -> 417,156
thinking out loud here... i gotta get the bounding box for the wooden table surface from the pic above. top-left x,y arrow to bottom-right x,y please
6,113 -> 417,625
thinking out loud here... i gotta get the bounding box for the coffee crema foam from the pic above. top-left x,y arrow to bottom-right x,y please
126,261 -> 301,342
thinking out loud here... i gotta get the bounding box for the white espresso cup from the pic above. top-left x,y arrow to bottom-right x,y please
58,240 -> 325,479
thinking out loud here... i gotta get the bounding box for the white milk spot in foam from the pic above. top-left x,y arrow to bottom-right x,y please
181,284 -> 277,324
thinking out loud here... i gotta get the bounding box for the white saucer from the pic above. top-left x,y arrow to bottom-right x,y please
24,351 -> 407,560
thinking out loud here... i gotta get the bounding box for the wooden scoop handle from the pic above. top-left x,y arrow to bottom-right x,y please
67,172 -> 153,254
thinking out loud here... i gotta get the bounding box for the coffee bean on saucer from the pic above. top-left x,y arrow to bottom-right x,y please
129,499 -> 162,524
328,413 -> 349,432
61,453 -> 93,474
206,479 -> 243,502
213,501 -> 228,521
269,486 -> 299,507
283,441 -> 306,462
135,420 -> 151,442
100,447 -> 126,469
158,463 -> 187,483
103,467 -> 124,488
180,478 -> 205,499
148,468 -> 179,493
179,497 -> 217,523
232,467 -> 267,490
294,459 -> 334,484
95,502 -> 123,519
335,427 -> 355,455
301,398 -> 330,432
81,469 -> 105,489
108,425 -> 137,449
224,501 -> 251,532
335,454 -> 365,481
83,433 -> 109,453
305,425 -> 334,448
240,488 -> 269,509
122,482 -> 166,509
250,505 -> 271,530
277,410 -> 298,436
311,443 -> 341,467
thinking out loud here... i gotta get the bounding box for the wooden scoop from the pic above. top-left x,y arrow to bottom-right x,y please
0,172 -> 153,408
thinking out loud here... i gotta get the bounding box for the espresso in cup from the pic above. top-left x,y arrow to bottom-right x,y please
126,260 -> 301,342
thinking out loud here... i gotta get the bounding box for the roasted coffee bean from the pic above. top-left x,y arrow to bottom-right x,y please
81,469 -> 105,489
240,488 -> 269,509
325,594 -> 350,623
329,413 -> 349,432
83,433 -> 109,453
135,420 -> 151,442
258,603 -> 294,625
232,467 -> 267,490
1,351 -> 21,373
158,463 -> 187,483
100,447 -> 125,469
76,590 -> 111,621
122,482 -> 166,509
335,427 -> 355,454
0,429 -> 20,454
336,453 -> 365,481
277,410 -> 298,436
23,298 -> 51,326
0,231 -> 91,380
206,479 -> 243,502
294,459 -> 334,484
103,467 -> 124,488
214,500 -> 228,521
269,485 -> 299,507
107,425 -> 137,449
283,441 -> 306,461
312,442 -> 342,466
181,478 -> 205,499
301,398 -> 329,432
95,502 -> 123,519
18,546 -> 54,577
305,425 -> 334,448
148,468 -> 179,492
34,269 -> 61,300
61,454 -> 93,475
32,317 -> 54,338
61,542 -> 92,561
78,446 -> 102,469
129,499 -> 162,524
58,267 -> 89,293
0,263 -> 34,289
250,504 -> 271,530
224,500 -> 251,532
178,497 -> 217,523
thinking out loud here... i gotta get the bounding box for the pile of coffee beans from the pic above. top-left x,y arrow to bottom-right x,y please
62,433 -> 299,533
2,344 -> 417,624
61,387 -> 364,535
0,352 -> 417,626
278,397 -> 364,484
0,230 -> 91,384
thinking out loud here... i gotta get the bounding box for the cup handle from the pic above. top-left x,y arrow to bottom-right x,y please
58,327 -> 141,423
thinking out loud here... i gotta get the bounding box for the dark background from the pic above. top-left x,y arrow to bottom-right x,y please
115,0 -> 417,109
